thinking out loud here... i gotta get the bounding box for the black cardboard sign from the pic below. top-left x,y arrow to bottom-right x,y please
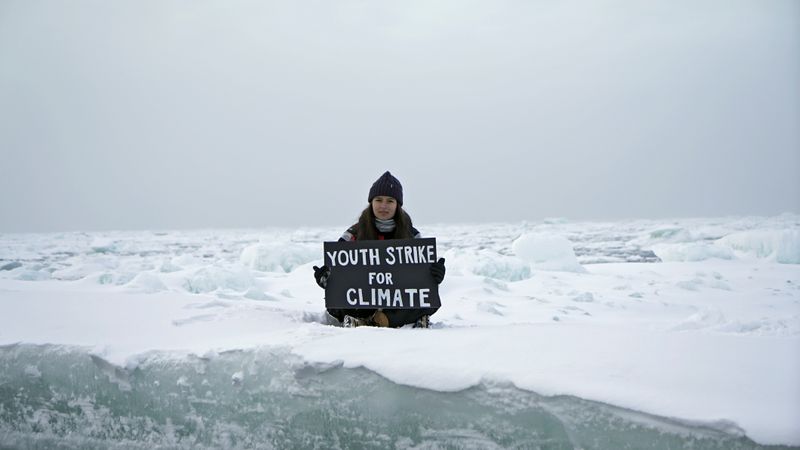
323,238 -> 440,309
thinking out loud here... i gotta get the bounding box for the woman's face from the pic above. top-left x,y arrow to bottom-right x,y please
371,196 -> 398,220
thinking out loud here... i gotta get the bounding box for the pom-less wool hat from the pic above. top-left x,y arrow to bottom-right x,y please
368,171 -> 403,206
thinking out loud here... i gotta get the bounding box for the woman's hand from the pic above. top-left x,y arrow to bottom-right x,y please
430,258 -> 446,284
313,265 -> 330,288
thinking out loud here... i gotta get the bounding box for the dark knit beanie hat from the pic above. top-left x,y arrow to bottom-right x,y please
368,171 -> 403,206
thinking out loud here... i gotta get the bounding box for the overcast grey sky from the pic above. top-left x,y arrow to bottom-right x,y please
1,0 -> 798,233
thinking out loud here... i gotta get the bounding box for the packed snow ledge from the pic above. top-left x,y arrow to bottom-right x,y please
1,215 -> 798,446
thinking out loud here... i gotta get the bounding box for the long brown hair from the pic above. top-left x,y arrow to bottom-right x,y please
355,204 -> 414,240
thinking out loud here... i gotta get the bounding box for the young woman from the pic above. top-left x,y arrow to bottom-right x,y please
313,171 -> 445,328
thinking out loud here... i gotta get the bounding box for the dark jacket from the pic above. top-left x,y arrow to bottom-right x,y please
327,223 -> 436,327
338,224 -> 421,242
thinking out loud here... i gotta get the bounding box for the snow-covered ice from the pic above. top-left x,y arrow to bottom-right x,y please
1,215 -> 799,448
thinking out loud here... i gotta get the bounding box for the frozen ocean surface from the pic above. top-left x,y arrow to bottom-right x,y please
0,215 -> 799,449
0,344 -> 789,450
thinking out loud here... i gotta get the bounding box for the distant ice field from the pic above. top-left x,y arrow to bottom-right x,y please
0,214 -> 798,448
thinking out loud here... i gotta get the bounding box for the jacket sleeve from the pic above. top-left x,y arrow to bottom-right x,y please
411,226 -> 422,239
338,224 -> 358,242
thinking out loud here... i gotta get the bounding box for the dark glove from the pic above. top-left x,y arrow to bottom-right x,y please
430,257 -> 446,284
313,265 -> 330,289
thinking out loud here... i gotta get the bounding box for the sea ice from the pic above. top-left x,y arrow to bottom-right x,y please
512,233 -> 587,272
240,242 -> 318,272
1,215 -> 798,447
717,229 -> 800,263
